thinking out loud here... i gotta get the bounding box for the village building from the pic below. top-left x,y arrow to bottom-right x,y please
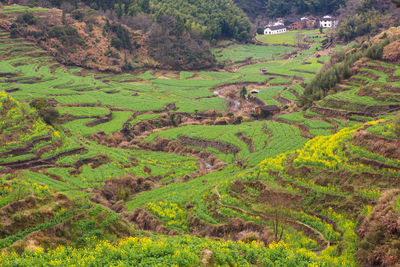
260,68 -> 267,75
300,16 -> 319,29
254,105 -> 280,118
264,25 -> 287,35
273,18 -> 285,25
263,105 -> 280,114
319,15 -> 338,28
289,20 -> 303,31
305,17 -> 319,29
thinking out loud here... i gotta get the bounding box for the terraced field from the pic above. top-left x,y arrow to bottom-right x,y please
311,59 -> 400,121
1,16 -> 400,266
256,29 -> 320,45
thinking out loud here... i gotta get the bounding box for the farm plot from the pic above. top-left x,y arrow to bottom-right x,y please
213,44 -> 296,63
255,86 -> 284,105
144,121 -> 270,161
56,106 -> 109,117
54,140 -> 199,183
278,112 -> 335,136
256,30 -> 320,45
314,60 -> 400,115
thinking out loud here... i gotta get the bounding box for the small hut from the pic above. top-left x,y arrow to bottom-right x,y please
263,105 -> 281,114
254,105 -> 280,118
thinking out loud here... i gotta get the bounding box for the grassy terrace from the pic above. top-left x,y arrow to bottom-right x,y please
256,29 -> 320,45
314,59 -> 400,116
213,44 -> 296,62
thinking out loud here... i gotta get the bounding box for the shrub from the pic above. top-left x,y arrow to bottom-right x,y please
12,211 -> 30,223
104,22 -> 132,50
17,12 -> 38,25
366,39 -> 390,60
10,24 -> 19,38
39,107 -> 60,125
240,86 -> 247,99
71,9 -> 85,21
30,98 -> 60,125
47,26 -> 84,48
30,98 -> 50,110
116,187 -> 131,201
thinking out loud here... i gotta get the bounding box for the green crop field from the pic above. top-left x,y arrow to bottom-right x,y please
213,44 -> 296,62
256,30 -> 320,45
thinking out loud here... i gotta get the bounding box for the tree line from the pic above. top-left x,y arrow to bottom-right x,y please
264,0 -> 346,18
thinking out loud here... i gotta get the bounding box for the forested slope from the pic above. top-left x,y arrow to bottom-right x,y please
49,0 -> 252,42
233,0 -> 345,21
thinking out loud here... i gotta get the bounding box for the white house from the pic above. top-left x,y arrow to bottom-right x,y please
264,25 -> 287,35
319,15 -> 338,28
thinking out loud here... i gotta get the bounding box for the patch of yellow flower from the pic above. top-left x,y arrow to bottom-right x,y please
293,125 -> 361,170
146,201 -> 188,231
365,119 -> 385,125
259,152 -> 290,172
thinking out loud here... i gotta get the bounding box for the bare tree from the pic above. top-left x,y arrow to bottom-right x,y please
60,2 -> 74,13
262,189 -> 296,242
272,206 -> 285,242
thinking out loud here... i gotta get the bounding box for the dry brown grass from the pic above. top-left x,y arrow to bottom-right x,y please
383,40 -> 400,63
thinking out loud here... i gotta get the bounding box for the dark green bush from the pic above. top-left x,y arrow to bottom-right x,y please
39,107 -> 60,125
104,22 -> 132,50
30,98 -> 60,125
17,12 -> 38,25
10,24 -> 19,38
365,39 -> 390,60
71,9 -> 85,21
47,26 -> 84,48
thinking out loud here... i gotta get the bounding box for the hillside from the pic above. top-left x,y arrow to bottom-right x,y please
0,0 -> 252,71
0,5 -> 216,71
1,2 -> 400,265
0,92 -> 133,251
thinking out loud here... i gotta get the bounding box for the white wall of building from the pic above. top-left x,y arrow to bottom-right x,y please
320,16 -> 338,28
264,27 -> 286,35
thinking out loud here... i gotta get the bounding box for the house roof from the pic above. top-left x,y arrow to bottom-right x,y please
265,25 -> 286,30
285,17 -> 300,23
262,105 -> 280,111
320,16 -> 337,21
